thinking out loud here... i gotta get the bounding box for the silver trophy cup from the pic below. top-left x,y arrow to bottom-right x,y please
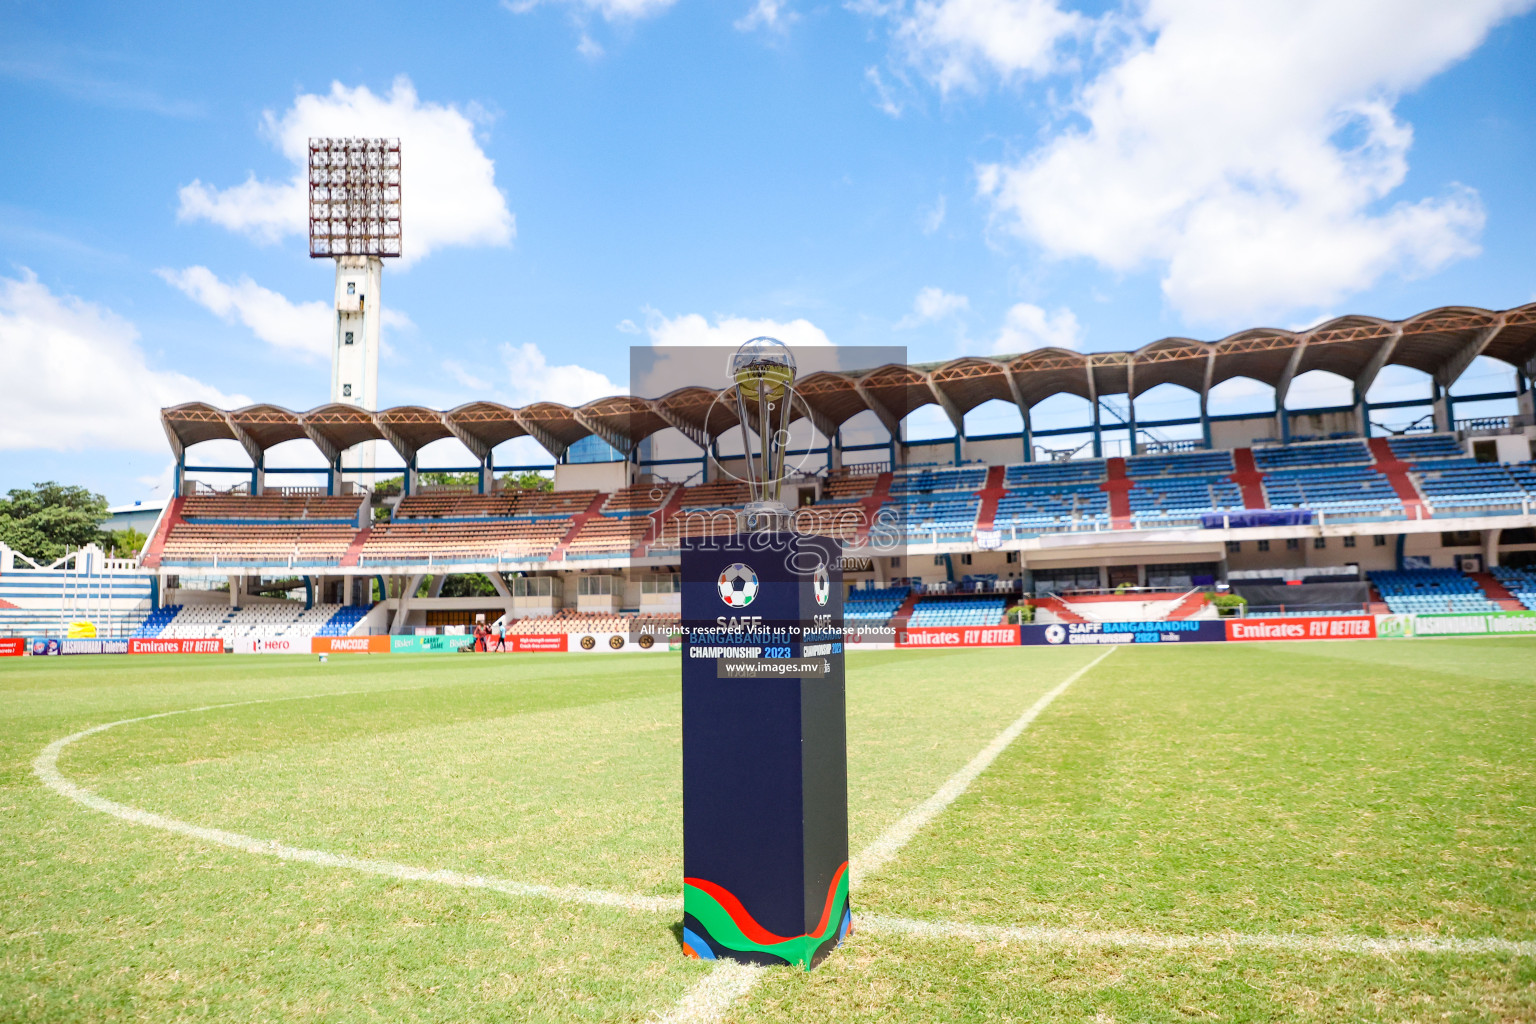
730,337 -> 798,532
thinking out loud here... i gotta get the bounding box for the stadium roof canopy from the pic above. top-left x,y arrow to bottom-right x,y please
163,302 -> 1536,460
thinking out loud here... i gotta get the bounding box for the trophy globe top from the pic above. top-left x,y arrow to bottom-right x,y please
731,337 -> 797,401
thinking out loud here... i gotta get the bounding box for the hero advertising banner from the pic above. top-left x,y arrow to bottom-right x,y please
1021,620 -> 1227,646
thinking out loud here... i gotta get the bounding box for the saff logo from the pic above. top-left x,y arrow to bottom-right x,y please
718,563 -> 759,608
1045,624 -> 1066,645
813,566 -> 829,606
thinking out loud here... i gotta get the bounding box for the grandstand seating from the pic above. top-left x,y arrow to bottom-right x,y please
1125,451 -> 1234,477
161,493 -> 364,566
565,515 -> 652,556
1252,440 -> 1372,470
907,596 -> 1006,627
1128,476 -> 1243,521
845,586 -> 909,623
823,474 -> 879,501
995,485 -> 1107,528
1490,566 -> 1536,611
889,466 -> 988,495
1412,462 -> 1536,509
394,489 -> 599,520
602,484 -> 671,515
1387,434 -> 1465,462
359,520 -> 565,562
150,602 -> 370,642
1368,569 -> 1503,614
133,605 -> 181,637
505,610 -> 679,636
678,481 -> 750,509
1261,465 -> 1401,515
180,494 -> 362,521
793,504 -> 867,541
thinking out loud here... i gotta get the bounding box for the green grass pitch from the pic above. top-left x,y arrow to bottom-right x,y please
2,639 -> 1533,1022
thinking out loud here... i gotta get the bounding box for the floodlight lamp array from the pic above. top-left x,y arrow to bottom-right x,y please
307,138 -> 402,258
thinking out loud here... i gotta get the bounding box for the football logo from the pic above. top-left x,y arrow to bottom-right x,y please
718,563 -> 759,608
1044,624 -> 1066,645
813,566 -> 829,606
638,633 -> 655,649
609,635 -> 625,649
580,635 -> 596,650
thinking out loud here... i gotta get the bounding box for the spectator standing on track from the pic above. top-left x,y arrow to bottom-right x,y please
492,622 -> 508,652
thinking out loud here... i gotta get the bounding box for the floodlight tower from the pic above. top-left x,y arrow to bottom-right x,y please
308,138 -> 401,479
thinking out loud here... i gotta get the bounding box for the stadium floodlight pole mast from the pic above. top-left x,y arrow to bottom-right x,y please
308,138 -> 401,490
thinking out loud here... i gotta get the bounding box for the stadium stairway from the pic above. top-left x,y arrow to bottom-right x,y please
1165,591 -> 1210,619
1100,458 -> 1135,528
973,466 -> 1008,532
889,588 -> 920,629
632,483 -> 682,557
1229,449 -> 1268,509
139,496 -> 184,569
852,471 -> 895,546
1470,572 -> 1525,611
1368,438 -> 1430,518
340,527 -> 372,567
1031,595 -> 1089,624
548,493 -> 609,562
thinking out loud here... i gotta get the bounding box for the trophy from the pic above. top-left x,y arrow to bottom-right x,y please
676,335 -> 850,970
730,337 -> 798,532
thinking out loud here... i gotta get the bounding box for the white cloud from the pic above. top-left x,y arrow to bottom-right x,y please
177,76 -> 513,265
0,270 -> 246,452
920,194 -> 947,234
158,266 -> 331,360
616,318 -> 642,334
866,0 -> 1087,94
501,343 -> 621,407
737,0 -> 796,32
644,310 -> 834,349
504,0 -> 677,19
992,302 -> 1080,353
898,286 -> 969,327
974,0 -> 1525,323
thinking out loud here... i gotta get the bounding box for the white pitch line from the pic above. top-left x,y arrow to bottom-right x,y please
33,694 -> 678,916
858,914 -> 1536,958
656,647 -> 1118,1023
851,646 -> 1116,886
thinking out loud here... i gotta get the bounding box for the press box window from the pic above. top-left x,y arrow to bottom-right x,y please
1226,541 -> 1241,553
1343,535 -> 1356,548
1286,538 -> 1300,550
1313,537 -> 1327,549
1257,540 -> 1270,552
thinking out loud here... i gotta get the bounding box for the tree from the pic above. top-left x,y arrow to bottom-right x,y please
502,471 -> 553,492
107,527 -> 148,559
0,482 -> 112,563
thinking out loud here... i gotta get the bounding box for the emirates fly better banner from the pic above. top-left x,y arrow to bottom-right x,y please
898,625 -> 1020,648
1225,616 -> 1376,641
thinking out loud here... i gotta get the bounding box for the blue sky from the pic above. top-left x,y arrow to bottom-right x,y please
1,0 -> 1534,503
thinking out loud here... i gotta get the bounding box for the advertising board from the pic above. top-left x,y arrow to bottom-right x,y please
391,635 -> 475,654
568,631 -> 675,653
128,638 -> 224,654
1021,620 -> 1227,646
311,636 -> 391,654
232,637 -> 305,654
1409,611 -> 1536,637
897,625 -> 1020,648
61,639 -> 129,655
1225,616 -> 1376,641
511,634 -> 568,653
0,638 -> 26,656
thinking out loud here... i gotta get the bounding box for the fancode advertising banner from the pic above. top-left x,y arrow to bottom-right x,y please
1022,620 -> 1227,646
1225,616 -> 1376,642
311,635 -> 391,654
233,637 -> 305,654
898,625 -> 1020,648
512,634 -> 568,653
129,638 -> 224,654
1408,611 -> 1536,637
391,635 -> 475,654
0,638 -> 25,656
